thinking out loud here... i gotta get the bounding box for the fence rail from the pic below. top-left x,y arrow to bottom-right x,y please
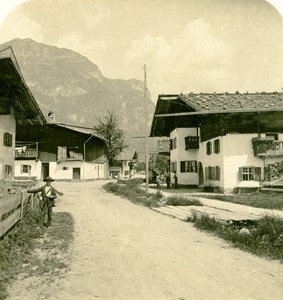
0,189 -> 40,238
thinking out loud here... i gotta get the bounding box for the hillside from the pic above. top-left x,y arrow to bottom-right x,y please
2,38 -> 155,149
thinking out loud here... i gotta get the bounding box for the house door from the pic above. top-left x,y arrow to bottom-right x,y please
198,162 -> 204,186
42,163 -> 49,179
73,168 -> 81,180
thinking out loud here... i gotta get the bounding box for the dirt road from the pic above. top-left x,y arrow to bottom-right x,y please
8,181 -> 283,299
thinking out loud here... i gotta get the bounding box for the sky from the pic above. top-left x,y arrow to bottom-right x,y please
0,0 -> 283,102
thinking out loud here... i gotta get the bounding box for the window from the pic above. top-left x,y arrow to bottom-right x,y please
205,166 -> 220,180
180,161 -> 198,173
4,165 -> 12,179
206,141 -> 212,155
3,132 -> 13,147
185,136 -> 199,150
266,133 -> 278,141
239,166 -> 261,181
214,139 -> 220,154
21,165 -> 29,173
63,167 -> 68,170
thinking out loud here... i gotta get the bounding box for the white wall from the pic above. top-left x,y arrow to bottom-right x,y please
0,110 -> 16,180
222,133 -> 263,191
170,128 -> 199,185
49,161 -> 107,180
14,160 -> 42,179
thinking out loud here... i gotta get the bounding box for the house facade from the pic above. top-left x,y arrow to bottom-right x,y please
0,46 -> 45,185
150,93 -> 283,193
15,123 -> 109,181
109,148 -> 138,179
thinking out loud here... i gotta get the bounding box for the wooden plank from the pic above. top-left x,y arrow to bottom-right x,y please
0,208 -> 21,237
0,193 -> 22,217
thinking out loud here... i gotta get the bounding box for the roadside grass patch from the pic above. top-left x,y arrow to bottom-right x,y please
166,195 -> 203,206
104,180 -> 163,207
201,191 -> 283,210
0,211 -> 74,300
187,214 -> 283,262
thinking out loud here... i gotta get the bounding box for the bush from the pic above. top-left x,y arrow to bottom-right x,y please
188,214 -> 283,261
166,196 -> 203,206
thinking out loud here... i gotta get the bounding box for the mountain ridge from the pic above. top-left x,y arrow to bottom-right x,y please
2,38 -> 155,149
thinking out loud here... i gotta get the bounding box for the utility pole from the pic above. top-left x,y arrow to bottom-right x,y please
144,64 -> 149,194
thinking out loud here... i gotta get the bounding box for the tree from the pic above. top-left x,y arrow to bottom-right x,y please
93,111 -> 127,164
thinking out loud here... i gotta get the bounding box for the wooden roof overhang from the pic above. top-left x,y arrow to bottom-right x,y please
150,94 -> 283,137
0,47 -> 45,125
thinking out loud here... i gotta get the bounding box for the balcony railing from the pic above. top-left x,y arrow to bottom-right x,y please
252,137 -> 283,157
15,149 -> 38,159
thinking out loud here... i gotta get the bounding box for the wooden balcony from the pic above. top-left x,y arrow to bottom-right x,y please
252,137 -> 283,157
15,149 -> 38,159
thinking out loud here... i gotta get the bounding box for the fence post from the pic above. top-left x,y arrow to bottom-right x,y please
20,189 -> 26,222
31,193 -> 34,210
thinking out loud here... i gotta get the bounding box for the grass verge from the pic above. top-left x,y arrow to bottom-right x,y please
104,179 -> 204,207
0,211 -> 74,300
188,214 -> 283,262
201,191 -> 283,210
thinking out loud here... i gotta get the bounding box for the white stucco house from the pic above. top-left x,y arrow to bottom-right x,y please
0,46 -> 45,185
150,93 -> 283,193
109,148 -> 138,179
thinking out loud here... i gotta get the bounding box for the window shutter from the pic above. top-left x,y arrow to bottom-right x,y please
239,167 -> 243,181
180,161 -> 185,173
205,167 -> 208,180
216,166 -> 220,180
170,139 -> 173,150
254,167 -> 261,181
9,133 -> 13,147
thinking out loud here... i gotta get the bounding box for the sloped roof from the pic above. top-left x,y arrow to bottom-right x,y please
179,92 -> 283,112
52,123 -> 106,141
0,46 -> 46,125
150,92 -> 283,137
116,148 -> 138,161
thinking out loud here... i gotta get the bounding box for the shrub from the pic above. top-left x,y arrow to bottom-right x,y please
166,196 -> 203,206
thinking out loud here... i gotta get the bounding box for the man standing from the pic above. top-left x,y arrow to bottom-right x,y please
28,176 -> 63,228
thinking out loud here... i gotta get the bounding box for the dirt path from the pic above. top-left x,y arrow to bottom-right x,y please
8,181 -> 283,299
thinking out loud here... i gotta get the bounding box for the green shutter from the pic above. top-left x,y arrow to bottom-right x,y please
239,167 -> 243,181
254,167 -> 261,181
180,161 -> 185,173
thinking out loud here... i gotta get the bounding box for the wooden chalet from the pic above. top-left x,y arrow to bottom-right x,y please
0,46 -> 45,186
15,123 -> 109,180
150,93 -> 283,193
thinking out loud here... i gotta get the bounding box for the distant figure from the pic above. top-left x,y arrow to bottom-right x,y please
157,172 -> 165,189
165,170 -> 171,189
173,171 -> 178,189
28,176 -> 63,228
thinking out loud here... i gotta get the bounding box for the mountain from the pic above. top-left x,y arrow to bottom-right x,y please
2,38 -> 155,152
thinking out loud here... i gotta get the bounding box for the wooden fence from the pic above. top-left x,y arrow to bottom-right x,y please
0,189 -> 40,238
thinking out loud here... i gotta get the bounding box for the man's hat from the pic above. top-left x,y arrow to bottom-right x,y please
43,176 -> 54,182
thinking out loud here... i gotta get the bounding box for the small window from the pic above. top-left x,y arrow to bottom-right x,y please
266,133 -> 278,140
63,167 -> 68,170
206,141 -> 212,155
214,139 -> 220,154
180,161 -> 198,173
3,132 -> 13,147
185,136 -> 199,150
171,161 -> 177,172
21,165 -> 29,173
239,166 -> 261,181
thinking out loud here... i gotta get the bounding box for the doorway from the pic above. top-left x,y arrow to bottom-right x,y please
73,167 -> 81,180
42,163 -> 49,179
